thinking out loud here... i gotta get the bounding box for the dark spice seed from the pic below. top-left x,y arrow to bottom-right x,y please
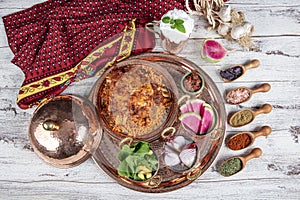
220,66 -> 243,81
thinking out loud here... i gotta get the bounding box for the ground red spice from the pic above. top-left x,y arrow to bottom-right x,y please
227,133 -> 251,150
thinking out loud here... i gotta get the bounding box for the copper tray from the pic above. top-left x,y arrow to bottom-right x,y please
89,53 -> 226,193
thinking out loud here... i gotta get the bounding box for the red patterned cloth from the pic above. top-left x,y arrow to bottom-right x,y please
3,0 -> 186,109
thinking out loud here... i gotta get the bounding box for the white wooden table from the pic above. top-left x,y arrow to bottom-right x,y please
0,0 -> 299,199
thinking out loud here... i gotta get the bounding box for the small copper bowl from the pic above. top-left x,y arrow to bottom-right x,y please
117,138 -> 162,188
161,127 -> 202,180
28,95 -> 102,168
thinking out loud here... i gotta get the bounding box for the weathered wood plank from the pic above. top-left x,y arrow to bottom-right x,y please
0,0 -> 299,199
0,177 -> 299,199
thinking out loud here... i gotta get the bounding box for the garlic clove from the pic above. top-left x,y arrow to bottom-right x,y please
218,5 -> 232,22
243,22 -> 254,35
231,22 -> 254,40
218,24 -> 231,36
164,152 -> 181,167
230,25 -> 245,40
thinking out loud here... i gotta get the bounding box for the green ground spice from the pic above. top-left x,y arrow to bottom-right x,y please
219,158 -> 242,176
231,110 -> 253,127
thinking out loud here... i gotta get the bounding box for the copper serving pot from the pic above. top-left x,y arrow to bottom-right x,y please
28,95 -> 102,168
91,59 -> 179,142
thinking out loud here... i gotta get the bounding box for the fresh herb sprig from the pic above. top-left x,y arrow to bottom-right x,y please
117,141 -> 158,181
162,16 -> 186,33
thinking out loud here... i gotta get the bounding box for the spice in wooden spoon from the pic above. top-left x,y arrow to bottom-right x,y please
226,83 -> 271,104
227,126 -> 272,150
219,148 -> 262,176
220,59 -> 260,82
228,104 -> 273,127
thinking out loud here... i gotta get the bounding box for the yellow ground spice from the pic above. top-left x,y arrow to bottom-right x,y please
231,110 -> 253,127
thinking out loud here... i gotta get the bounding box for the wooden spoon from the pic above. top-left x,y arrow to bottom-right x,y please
221,59 -> 260,82
226,83 -> 271,104
228,104 -> 273,127
219,148 -> 262,176
227,126 -> 272,150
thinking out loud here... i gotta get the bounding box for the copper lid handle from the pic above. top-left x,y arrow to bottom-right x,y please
42,120 -> 59,131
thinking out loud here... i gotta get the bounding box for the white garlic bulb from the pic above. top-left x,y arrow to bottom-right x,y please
218,24 -> 231,36
218,5 -> 232,22
243,22 -> 254,35
231,22 -> 253,40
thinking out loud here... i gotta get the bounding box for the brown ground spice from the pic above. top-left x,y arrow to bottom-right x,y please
183,71 -> 202,92
227,133 -> 251,150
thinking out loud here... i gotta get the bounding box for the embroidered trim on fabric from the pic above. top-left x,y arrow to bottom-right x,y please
17,19 -> 137,106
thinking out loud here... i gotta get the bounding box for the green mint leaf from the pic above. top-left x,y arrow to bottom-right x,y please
125,155 -> 140,173
117,160 -> 130,178
118,145 -> 130,161
133,141 -> 150,154
170,19 -> 175,24
175,19 -> 184,25
117,141 -> 158,181
171,24 -> 176,29
146,154 -> 159,170
176,24 -> 186,33
162,16 -> 170,23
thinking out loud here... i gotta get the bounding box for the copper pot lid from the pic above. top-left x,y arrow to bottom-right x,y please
28,94 -> 102,168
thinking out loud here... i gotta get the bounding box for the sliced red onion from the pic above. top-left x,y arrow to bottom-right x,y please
164,152 -> 181,167
179,143 -> 197,168
166,135 -> 186,152
164,143 -> 177,154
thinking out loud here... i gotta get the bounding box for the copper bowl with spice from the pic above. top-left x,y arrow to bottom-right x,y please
180,71 -> 204,96
92,59 -> 179,142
